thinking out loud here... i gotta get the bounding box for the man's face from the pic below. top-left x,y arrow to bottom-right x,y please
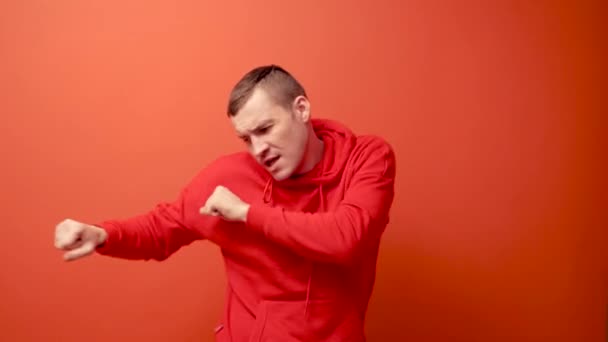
230,88 -> 310,181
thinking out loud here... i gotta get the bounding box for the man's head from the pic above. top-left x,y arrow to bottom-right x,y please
227,65 -> 314,181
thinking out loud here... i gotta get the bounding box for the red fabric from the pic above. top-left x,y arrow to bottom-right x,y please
96,118 -> 396,341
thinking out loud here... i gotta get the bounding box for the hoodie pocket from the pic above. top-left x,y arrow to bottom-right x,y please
248,299 -> 365,342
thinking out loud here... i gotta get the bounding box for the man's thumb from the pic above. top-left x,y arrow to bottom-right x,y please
199,206 -> 218,216
63,241 -> 96,261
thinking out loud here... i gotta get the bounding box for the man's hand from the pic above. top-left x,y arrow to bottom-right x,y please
199,185 -> 250,222
54,219 -> 108,261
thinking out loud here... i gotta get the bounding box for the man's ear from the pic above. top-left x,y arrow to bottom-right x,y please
292,95 -> 311,123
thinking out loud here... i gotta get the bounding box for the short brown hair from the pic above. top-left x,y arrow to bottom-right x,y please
227,65 -> 307,116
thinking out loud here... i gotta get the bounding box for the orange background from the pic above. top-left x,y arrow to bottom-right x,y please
1,1 -> 605,341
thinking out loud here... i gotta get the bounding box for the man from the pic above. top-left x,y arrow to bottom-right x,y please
54,65 -> 396,341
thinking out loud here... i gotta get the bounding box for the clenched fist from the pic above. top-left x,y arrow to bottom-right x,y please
199,185 -> 250,222
54,219 -> 108,261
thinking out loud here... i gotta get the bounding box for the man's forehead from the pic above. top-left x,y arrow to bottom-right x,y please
231,88 -> 278,133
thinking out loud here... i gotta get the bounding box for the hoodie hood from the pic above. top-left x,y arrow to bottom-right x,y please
262,118 -> 356,206
279,118 -> 356,188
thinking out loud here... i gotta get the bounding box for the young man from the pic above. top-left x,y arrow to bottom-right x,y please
54,65 -> 396,341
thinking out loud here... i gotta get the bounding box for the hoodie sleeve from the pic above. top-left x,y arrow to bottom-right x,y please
94,165 -> 220,261
246,138 -> 396,265
94,192 -> 200,261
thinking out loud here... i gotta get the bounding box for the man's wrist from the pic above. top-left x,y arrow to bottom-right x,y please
91,224 -> 108,248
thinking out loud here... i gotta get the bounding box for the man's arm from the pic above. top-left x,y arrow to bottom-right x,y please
56,163 -> 223,262
245,140 -> 396,265
93,161 -> 235,261
94,186 -> 204,261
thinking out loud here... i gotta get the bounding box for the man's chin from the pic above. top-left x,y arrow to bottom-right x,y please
269,168 -> 292,182
271,173 -> 288,182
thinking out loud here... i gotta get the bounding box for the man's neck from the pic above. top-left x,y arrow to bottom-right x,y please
296,130 -> 325,175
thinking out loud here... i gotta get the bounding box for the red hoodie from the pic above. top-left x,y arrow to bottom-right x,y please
96,119 -> 396,341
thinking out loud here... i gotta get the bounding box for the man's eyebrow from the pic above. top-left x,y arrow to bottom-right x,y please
236,119 -> 273,138
248,119 -> 274,134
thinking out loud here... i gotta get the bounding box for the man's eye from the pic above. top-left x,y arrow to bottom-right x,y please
258,126 -> 270,134
241,136 -> 250,143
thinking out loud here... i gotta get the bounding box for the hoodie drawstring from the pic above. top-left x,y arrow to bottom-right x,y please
261,175 -> 325,318
263,178 -> 273,204
318,184 -> 325,212
304,267 -> 313,315
304,183 -> 325,317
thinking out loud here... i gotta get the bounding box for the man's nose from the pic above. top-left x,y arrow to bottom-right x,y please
251,137 -> 268,159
